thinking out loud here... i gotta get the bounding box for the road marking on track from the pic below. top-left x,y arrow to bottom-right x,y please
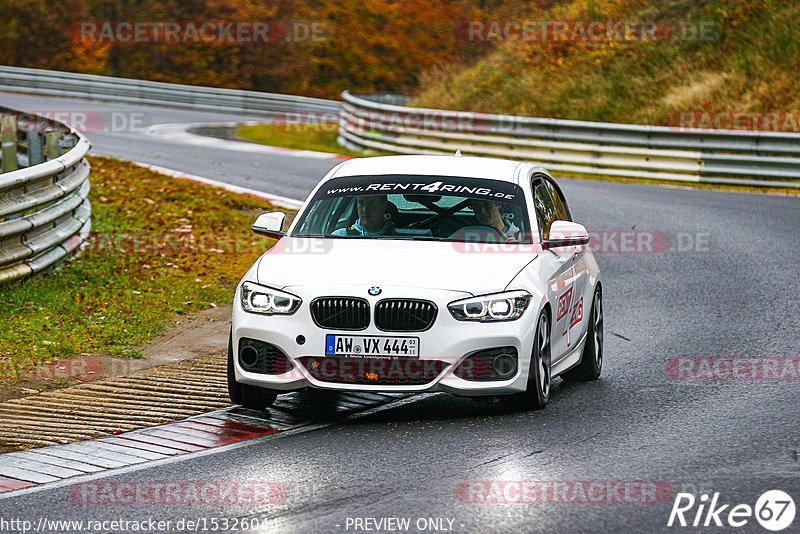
0,392 -> 432,500
132,161 -> 306,209
0,349 -> 417,495
0,145 -> 415,496
144,122 -> 350,160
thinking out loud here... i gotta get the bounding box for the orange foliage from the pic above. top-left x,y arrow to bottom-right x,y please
0,0 -> 534,97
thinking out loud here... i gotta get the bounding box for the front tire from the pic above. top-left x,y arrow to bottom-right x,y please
227,333 -> 278,410
562,288 -> 603,382
502,310 -> 551,411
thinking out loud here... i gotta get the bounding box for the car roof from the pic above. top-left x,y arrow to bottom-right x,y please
327,155 -> 548,185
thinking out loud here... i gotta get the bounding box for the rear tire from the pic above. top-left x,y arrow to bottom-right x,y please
502,310 -> 551,411
227,332 -> 278,410
562,288 -> 603,382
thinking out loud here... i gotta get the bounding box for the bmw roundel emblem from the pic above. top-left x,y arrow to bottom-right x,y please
368,286 -> 382,296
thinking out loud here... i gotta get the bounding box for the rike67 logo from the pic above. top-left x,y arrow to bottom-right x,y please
668,490 -> 795,531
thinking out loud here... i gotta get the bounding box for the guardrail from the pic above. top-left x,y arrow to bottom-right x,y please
2,68 -> 796,189
0,66 -> 340,115
0,106 -> 91,283
338,92 -> 800,189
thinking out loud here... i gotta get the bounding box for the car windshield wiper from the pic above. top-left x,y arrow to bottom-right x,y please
292,234 -> 340,238
293,233 -> 435,240
294,233 -> 529,243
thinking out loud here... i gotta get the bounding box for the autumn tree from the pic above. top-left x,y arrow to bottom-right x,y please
0,0 -> 536,97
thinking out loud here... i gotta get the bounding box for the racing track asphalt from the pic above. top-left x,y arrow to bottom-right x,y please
0,92 -> 798,533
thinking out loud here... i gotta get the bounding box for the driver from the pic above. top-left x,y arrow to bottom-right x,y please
332,195 -> 395,236
469,199 -> 519,241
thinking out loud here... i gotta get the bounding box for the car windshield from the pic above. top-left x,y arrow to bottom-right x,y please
292,174 -> 532,243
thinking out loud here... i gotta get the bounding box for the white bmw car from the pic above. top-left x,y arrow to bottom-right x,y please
229,155 -> 602,410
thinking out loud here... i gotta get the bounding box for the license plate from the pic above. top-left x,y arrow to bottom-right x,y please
325,335 -> 419,358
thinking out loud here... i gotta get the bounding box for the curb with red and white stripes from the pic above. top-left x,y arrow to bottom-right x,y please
0,148 -> 411,496
0,392 -> 415,496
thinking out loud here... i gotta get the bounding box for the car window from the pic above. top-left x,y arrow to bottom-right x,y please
543,179 -> 569,222
532,178 -> 558,240
292,174 -> 533,244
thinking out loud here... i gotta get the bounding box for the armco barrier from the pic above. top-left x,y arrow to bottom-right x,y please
1,68 -> 796,189
338,92 -> 800,189
0,66 -> 340,115
0,106 -> 91,283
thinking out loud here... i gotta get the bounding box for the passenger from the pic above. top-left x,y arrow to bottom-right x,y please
332,195 -> 395,236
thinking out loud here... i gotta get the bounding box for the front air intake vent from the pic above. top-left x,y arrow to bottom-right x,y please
310,297 -> 370,330
238,338 -> 293,375
374,299 -> 437,332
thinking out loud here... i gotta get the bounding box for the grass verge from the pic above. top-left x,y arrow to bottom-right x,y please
0,156 -> 291,385
237,123 -> 366,158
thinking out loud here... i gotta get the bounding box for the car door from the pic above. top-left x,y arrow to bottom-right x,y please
543,177 -> 590,353
531,175 -> 579,363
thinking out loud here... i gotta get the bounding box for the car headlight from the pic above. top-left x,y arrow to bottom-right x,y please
448,290 -> 532,322
240,281 -> 302,315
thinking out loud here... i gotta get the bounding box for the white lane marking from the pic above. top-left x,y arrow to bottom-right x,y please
144,122 -> 349,160
0,394 -> 438,500
132,161 -> 305,210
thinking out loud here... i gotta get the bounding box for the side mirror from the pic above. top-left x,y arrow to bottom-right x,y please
544,220 -> 590,249
253,212 -> 286,239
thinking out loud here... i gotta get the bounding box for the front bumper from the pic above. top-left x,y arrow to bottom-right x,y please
231,284 -> 538,395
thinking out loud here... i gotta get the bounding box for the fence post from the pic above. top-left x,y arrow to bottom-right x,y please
26,121 -> 46,165
1,115 -> 18,173
45,132 -> 61,160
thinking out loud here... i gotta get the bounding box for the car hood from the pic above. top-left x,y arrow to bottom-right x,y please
256,237 -> 537,295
